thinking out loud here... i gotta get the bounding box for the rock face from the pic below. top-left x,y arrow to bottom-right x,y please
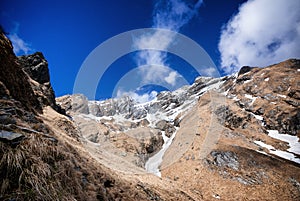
18,52 -> 50,84
209,151 -> 239,170
18,52 -> 64,113
0,30 -> 40,112
223,59 -> 300,135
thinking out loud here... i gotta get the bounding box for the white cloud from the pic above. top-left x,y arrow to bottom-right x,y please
153,0 -> 202,30
164,71 -> 178,86
138,64 -> 172,85
218,0 -> 300,74
201,67 -> 217,77
7,23 -> 33,55
134,0 -> 203,87
117,89 -> 158,103
8,33 -> 33,55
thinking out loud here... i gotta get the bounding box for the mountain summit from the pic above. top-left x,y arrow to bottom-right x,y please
1,30 -> 300,200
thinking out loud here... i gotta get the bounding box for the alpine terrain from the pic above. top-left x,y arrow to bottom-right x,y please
1,30 -> 300,200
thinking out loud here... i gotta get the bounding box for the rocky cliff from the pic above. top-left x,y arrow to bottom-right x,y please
17,52 -> 64,113
1,28 -> 300,200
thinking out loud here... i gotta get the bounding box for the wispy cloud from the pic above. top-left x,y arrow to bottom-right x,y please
201,66 -> 217,77
8,23 -> 33,55
133,0 -> 203,88
218,0 -> 300,74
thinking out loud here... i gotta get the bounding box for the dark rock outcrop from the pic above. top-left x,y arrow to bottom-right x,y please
18,52 -> 64,113
18,52 -> 50,84
238,66 -> 255,76
0,31 -> 41,112
210,151 -> 239,170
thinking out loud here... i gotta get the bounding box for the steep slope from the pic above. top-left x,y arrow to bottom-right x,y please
58,59 -> 300,200
161,59 -> 300,200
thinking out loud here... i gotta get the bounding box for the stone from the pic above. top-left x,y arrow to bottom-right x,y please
210,151 -> 239,170
0,130 -> 25,145
155,120 -> 168,130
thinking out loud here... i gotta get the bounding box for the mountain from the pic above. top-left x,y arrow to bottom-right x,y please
1,30 -> 300,200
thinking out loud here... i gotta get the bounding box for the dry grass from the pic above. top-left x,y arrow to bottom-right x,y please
0,132 -> 107,201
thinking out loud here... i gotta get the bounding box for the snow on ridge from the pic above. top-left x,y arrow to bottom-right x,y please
254,140 -> 300,164
267,130 -> 300,155
172,85 -> 189,96
255,130 -> 300,164
81,76 -> 227,176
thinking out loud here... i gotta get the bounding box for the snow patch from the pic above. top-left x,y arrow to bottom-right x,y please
223,89 -> 230,96
228,94 -> 240,101
254,130 -> 300,164
267,130 -> 300,155
199,79 -> 225,95
251,113 -> 263,121
145,129 -> 178,177
277,94 -> 287,98
254,140 -> 300,164
264,77 -> 269,81
78,113 -> 101,121
212,194 -> 220,199
245,94 -> 257,105
233,72 -> 239,79
244,79 -> 252,84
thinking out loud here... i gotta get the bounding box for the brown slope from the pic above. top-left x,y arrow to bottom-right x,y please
160,61 -> 300,200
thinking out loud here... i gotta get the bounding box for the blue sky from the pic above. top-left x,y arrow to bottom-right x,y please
1,0 -> 299,101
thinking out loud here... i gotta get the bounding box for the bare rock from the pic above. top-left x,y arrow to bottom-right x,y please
18,52 -> 50,84
210,151 -> 239,170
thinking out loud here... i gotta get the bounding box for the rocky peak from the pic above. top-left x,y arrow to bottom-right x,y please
59,76 -> 224,124
18,52 -> 50,84
222,59 -> 300,135
18,51 -> 64,114
238,66 -> 256,76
